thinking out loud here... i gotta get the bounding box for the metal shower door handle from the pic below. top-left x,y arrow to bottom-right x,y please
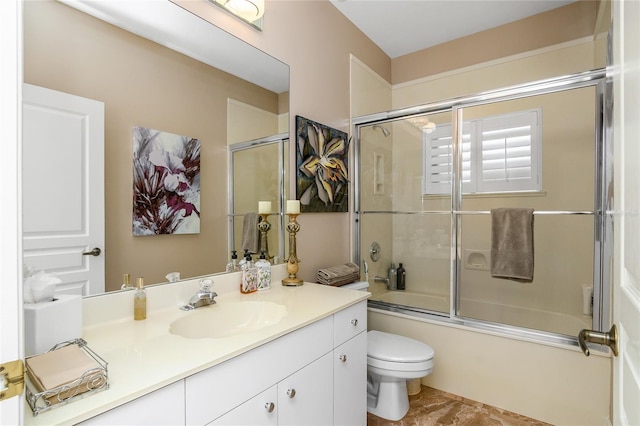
578,324 -> 618,357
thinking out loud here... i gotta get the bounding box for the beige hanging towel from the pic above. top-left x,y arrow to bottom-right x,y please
490,208 -> 534,282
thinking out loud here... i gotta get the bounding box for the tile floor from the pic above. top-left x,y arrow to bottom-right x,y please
366,386 -> 551,426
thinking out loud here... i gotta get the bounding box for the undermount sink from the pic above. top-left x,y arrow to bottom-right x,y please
169,301 -> 287,339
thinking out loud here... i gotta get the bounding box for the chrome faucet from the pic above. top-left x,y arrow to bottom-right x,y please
181,278 -> 217,311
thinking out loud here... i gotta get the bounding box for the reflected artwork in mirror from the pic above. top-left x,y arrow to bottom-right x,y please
23,0 -> 290,294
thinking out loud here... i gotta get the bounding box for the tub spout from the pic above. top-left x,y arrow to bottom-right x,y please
374,275 -> 389,286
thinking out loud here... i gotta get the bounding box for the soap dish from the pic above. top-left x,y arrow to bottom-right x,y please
25,338 -> 109,416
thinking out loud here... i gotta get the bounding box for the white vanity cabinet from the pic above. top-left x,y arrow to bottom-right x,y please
194,300 -> 367,426
80,300 -> 367,426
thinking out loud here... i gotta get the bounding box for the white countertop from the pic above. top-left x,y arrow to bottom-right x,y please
24,267 -> 369,425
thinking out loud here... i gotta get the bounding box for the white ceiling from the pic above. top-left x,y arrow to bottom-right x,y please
330,0 -> 577,58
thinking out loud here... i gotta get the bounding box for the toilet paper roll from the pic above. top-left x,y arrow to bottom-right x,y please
24,294 -> 83,356
582,285 -> 593,316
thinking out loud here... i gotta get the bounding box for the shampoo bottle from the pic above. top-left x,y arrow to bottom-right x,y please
134,277 -> 146,320
256,250 -> 271,291
240,251 -> 257,294
388,263 -> 397,290
396,263 -> 406,290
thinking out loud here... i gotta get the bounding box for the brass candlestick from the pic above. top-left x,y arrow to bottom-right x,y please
282,213 -> 303,286
257,213 -> 273,261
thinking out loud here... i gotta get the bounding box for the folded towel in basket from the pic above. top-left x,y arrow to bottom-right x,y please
490,208 -> 534,281
317,262 -> 360,286
26,343 -> 106,402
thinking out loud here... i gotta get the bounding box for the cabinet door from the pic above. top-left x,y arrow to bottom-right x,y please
278,352 -> 333,426
209,385 -> 277,426
334,331 -> 367,426
80,381 -> 185,425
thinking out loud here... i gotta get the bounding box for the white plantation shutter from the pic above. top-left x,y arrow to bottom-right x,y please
423,109 -> 541,195
477,110 -> 540,192
422,123 -> 472,194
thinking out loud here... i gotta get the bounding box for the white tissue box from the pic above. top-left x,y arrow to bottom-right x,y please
24,294 -> 83,357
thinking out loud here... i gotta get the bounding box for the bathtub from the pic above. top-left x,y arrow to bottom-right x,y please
369,290 -> 591,337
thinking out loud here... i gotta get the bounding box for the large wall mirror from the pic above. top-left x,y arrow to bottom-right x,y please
22,0 -> 290,295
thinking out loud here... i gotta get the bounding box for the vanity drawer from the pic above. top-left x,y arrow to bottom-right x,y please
333,301 -> 367,346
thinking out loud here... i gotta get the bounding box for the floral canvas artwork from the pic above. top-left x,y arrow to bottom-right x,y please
296,116 -> 349,213
133,126 -> 201,235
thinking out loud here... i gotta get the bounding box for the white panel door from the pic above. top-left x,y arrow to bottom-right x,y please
22,84 -> 105,295
0,0 -> 24,423
612,1 -> 640,424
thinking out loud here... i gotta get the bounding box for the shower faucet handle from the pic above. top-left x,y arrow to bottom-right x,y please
578,324 -> 618,357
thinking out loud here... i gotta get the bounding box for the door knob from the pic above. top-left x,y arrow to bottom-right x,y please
82,247 -> 101,256
578,324 -> 618,357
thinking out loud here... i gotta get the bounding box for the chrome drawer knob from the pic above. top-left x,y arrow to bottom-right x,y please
287,388 -> 296,398
350,319 -> 358,326
265,402 -> 275,413
339,354 -> 347,363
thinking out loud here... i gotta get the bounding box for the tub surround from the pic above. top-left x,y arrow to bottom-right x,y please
24,264 -> 369,425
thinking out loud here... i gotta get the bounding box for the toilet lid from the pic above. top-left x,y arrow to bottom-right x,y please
367,330 -> 434,363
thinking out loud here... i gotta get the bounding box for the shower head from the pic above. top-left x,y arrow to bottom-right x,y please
372,124 -> 390,137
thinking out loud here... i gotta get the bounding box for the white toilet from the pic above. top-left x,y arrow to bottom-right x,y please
340,281 -> 436,421
366,330 -> 434,420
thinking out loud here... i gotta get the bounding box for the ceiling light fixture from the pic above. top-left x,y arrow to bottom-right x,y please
212,0 -> 265,28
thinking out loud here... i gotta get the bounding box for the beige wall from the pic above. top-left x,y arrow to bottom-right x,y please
392,0 -> 598,84
23,0 -> 281,289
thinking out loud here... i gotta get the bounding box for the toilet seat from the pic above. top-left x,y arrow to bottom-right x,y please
367,330 -> 434,364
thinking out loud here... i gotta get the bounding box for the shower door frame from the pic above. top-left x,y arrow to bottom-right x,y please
352,68 -> 611,350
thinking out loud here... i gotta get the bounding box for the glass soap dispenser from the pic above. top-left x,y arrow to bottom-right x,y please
256,250 -> 271,291
226,250 -> 239,272
134,277 -> 146,320
121,273 -> 132,290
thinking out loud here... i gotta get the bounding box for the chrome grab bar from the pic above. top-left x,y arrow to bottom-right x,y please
578,324 -> 618,357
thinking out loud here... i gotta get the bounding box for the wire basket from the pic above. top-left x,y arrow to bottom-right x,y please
25,338 -> 109,416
